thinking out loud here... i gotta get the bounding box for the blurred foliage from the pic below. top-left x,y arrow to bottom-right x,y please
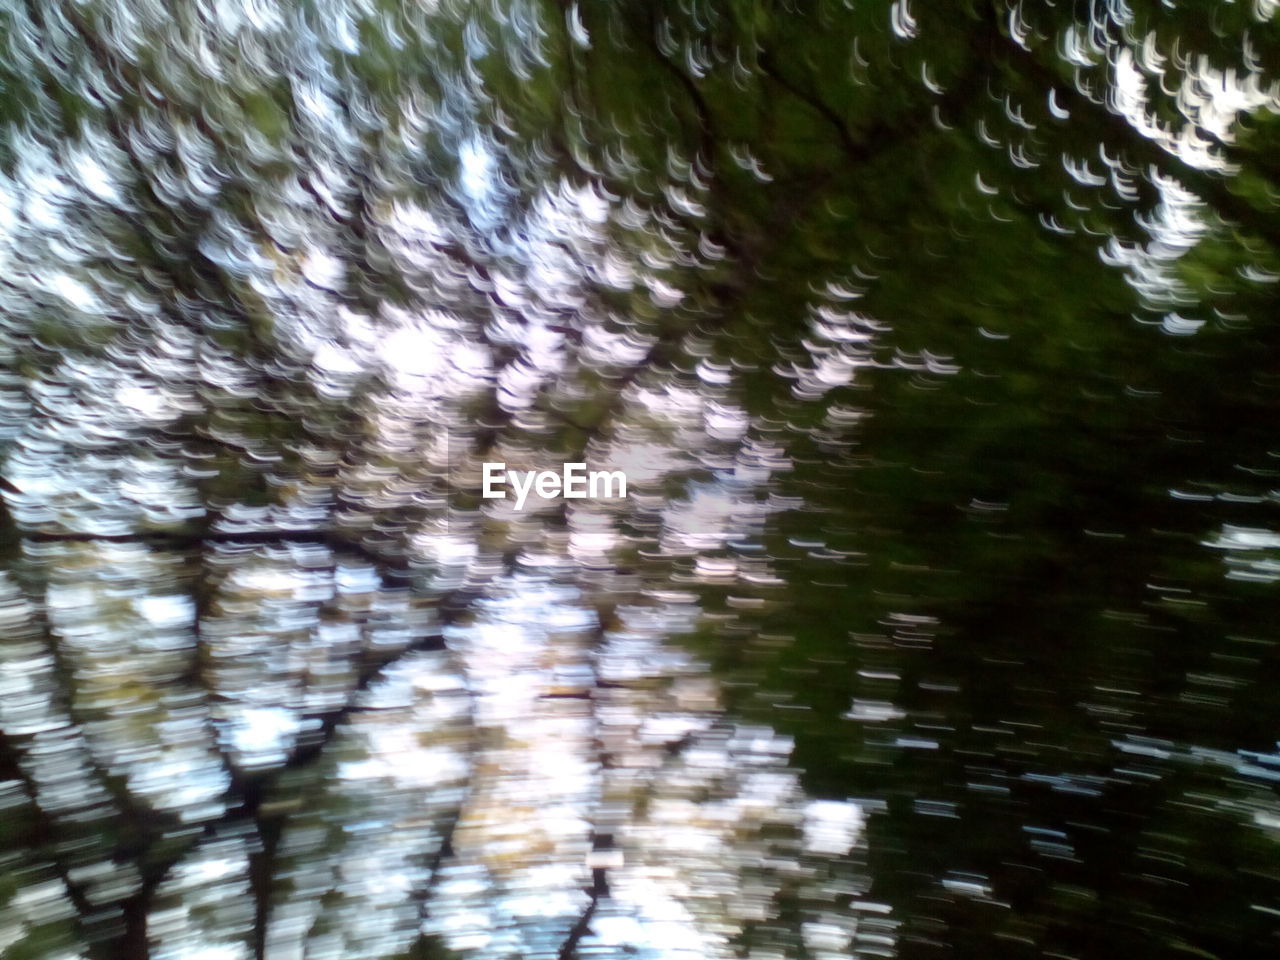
2,1 -> 1280,959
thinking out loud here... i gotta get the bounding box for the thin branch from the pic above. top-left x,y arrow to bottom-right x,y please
757,50 -> 868,162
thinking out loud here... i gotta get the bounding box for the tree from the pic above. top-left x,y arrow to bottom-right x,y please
2,1 -> 1279,959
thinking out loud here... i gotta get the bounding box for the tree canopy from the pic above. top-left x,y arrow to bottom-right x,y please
1,1 -> 1279,958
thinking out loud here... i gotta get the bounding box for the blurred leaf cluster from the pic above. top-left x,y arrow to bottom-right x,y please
2,1 -> 1280,959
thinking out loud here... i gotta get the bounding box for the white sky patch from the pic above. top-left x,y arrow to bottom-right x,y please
661,482 -> 772,554
0,184 -> 14,267
225,707 -> 302,763
601,441 -> 684,486
115,382 -> 171,420
1108,32 -> 1280,174
460,137 -> 496,204
803,800 -> 864,856
379,325 -> 449,380
312,338 -> 363,376
47,272 -> 97,312
228,564 -> 306,596
845,699 -> 908,723
134,594 -> 196,629
1159,312 -> 1205,336
1202,525 -> 1280,582
300,249 -> 345,290
70,148 -> 121,204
